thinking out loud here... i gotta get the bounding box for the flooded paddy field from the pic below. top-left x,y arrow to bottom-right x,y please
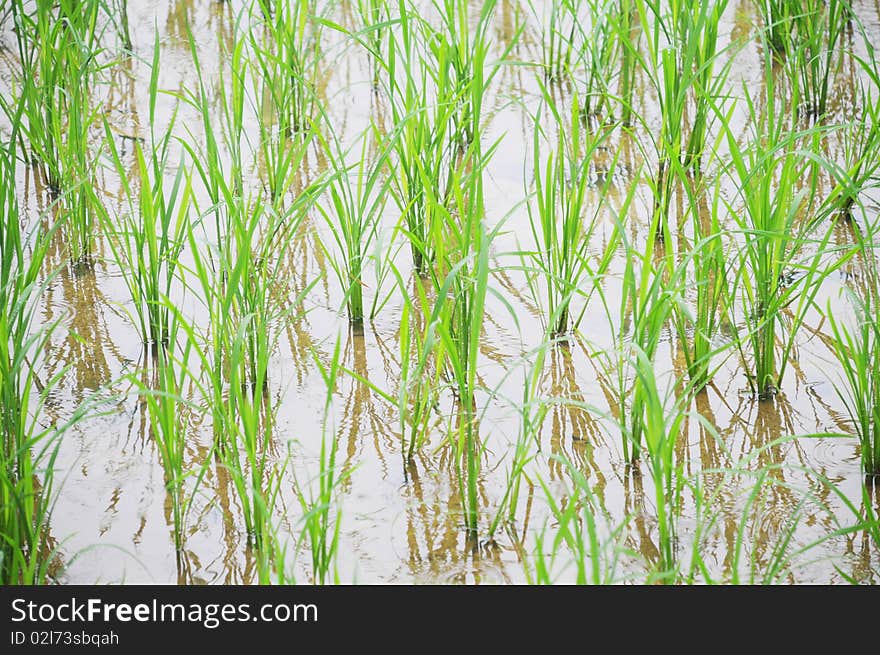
1,0 -> 879,585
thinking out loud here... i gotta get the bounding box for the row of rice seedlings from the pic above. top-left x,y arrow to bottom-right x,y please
531,436 -> 867,584
101,35 -> 191,350
182,195 -> 295,551
173,18 -> 322,551
827,214 -> 880,479
0,121 -> 88,583
525,92 -> 620,336
720,68 -> 851,399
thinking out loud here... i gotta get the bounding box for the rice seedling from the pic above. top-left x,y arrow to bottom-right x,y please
821,50 -> 880,222
613,0 -> 638,126
525,92 -> 622,335
0,127 -> 56,583
432,226 -> 492,536
393,291 -> 444,468
100,36 -> 192,349
248,1 -> 326,213
756,0 -> 795,55
177,49 -> 321,546
295,338 -> 349,584
421,138 -> 505,535
251,0 -> 327,137
222,317 -> 275,548
176,16 -> 250,256
529,0 -> 578,83
426,0 -> 507,147
313,119 -> 397,325
340,264 -> 445,473
353,0 -> 391,89
720,68 -> 853,398
599,185 -> 678,462
671,176 -> 734,391
111,0 -> 132,52
827,217 -> 880,479
385,2 -> 452,275
7,0 -> 107,264
487,345 -> 547,540
629,347 -> 692,580
524,455 -> 631,584
786,0 -> 848,119
573,0 -> 619,120
682,1 -> 731,175
631,0 -> 732,235
827,299 -> 880,479
627,1 -> 688,240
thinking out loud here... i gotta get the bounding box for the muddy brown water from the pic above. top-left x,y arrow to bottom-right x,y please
2,0 -> 880,584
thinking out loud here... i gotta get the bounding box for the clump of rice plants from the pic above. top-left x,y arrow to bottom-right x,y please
385,2 -> 451,275
827,215 -> 880,479
613,0 -> 638,126
721,64 -> 852,398
756,0 -> 795,55
633,0 -> 732,236
529,0 -> 578,83
821,51 -> 880,221
487,343 -> 550,542
425,140 -> 501,536
101,36 -> 191,350
251,0 -> 327,137
671,177 -> 734,391
786,0 -> 849,119
314,121 -> 396,325
525,92 -> 621,336
353,0 -> 391,89
6,0 -> 106,265
573,0 -> 620,121
427,0 -> 505,147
